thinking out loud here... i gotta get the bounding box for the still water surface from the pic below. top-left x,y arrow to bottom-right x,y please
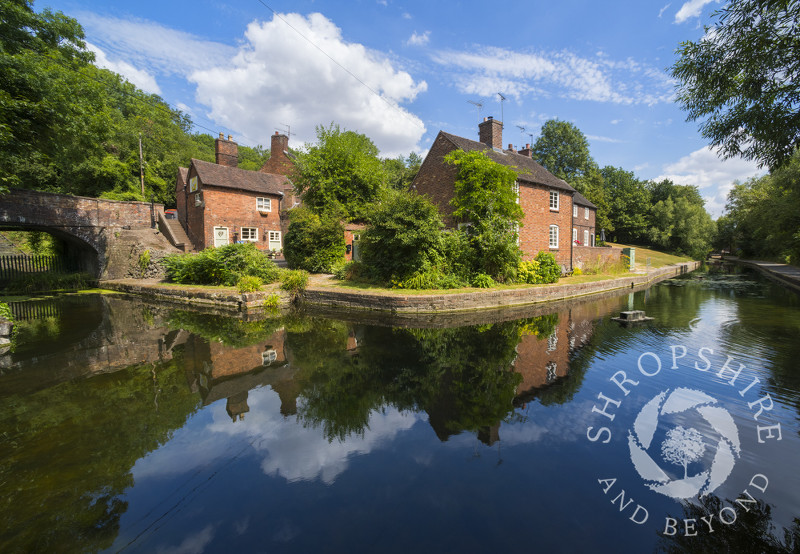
1,266 -> 799,553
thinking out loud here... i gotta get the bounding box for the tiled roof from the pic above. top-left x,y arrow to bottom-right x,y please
573,191 -> 597,209
192,158 -> 290,195
439,132 -> 577,193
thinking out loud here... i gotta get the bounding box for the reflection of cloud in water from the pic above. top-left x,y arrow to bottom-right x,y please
133,387 -> 420,485
155,524 -> 215,554
208,388 -> 420,484
501,401 -> 599,446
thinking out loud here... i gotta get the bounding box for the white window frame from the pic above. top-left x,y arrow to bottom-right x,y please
585,207 -> 590,220
262,349 -> 277,365
268,230 -> 282,250
549,225 -> 559,249
256,197 -> 272,213
573,204 -> 578,218
195,193 -> 202,207
513,181 -> 520,204
584,229 -> 590,246
241,227 -> 258,242
549,190 -> 559,211
573,228 -> 578,243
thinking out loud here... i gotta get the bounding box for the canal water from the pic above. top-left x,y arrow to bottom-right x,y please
1,266 -> 798,553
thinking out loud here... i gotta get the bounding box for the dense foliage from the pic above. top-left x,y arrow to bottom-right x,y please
0,0 -> 267,203
360,189 -> 446,282
163,243 -> 279,286
293,124 -> 386,220
719,149 -> 800,263
283,207 -> 345,273
671,0 -> 800,170
446,150 -> 523,282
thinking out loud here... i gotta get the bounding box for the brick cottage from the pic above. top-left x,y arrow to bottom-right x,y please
175,132 -> 297,252
412,117 -> 606,271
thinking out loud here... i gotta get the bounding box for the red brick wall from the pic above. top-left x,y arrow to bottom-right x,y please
215,135 -> 238,167
572,245 -> 622,270
519,184 -> 573,267
410,133 -> 459,225
200,186 -> 283,250
572,205 -> 596,247
207,329 -> 286,379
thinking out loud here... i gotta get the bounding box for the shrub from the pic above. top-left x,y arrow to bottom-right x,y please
471,273 -> 494,288
163,243 -> 278,286
280,269 -> 309,297
263,293 -> 280,309
0,301 -> 12,321
572,267 -> 583,276
284,207 -> 345,273
534,251 -> 561,283
237,275 -> 263,293
517,260 -> 543,284
361,190 -> 445,282
138,249 -> 151,276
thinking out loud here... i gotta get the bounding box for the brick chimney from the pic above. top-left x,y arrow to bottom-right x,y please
215,133 -> 238,167
479,116 -> 503,150
271,132 -> 289,155
519,143 -> 533,158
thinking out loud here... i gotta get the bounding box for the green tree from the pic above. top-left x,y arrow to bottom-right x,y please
601,166 -> 651,243
283,207 -> 346,273
647,179 -> 716,259
724,149 -> 800,262
382,152 -> 422,190
294,124 -> 386,220
360,189 -> 445,281
573,165 -> 614,235
532,119 -> 595,182
445,150 -> 523,281
671,0 -> 800,170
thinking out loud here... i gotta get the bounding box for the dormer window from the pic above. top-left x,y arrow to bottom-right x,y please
256,197 -> 271,212
550,190 -> 559,211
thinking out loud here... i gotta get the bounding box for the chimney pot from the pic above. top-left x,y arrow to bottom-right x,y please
219,132 -> 224,139
227,134 -> 232,141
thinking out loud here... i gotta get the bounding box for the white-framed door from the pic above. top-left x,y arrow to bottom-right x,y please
268,230 -> 282,251
213,226 -> 229,247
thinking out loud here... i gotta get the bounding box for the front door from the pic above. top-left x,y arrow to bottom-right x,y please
213,227 -> 229,248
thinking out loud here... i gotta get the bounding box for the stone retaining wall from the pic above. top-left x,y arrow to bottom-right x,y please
303,262 -> 700,313
102,261 -> 700,315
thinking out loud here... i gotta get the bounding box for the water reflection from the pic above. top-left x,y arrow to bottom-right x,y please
0,268 -> 798,552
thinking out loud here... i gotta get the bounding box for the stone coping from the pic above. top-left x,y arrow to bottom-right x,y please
100,261 -> 700,314
723,257 -> 800,293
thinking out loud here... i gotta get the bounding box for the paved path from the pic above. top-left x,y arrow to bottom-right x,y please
725,257 -> 800,291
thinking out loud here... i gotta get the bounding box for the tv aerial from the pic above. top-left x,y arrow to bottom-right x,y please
497,92 -> 506,126
467,100 -> 483,116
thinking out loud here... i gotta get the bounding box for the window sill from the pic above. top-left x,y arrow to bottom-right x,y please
550,208 -> 559,212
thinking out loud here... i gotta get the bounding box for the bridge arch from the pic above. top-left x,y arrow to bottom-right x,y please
0,189 -> 166,279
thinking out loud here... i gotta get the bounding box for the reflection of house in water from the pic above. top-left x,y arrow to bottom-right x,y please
182,328 -> 300,422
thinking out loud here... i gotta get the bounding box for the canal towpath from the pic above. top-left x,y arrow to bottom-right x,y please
724,257 -> 800,293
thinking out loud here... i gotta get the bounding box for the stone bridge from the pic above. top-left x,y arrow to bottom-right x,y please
0,189 -> 173,279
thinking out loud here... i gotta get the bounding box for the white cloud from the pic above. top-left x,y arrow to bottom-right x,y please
587,134 -> 623,144
659,3 -> 672,18
674,0 -> 718,24
406,31 -> 430,46
87,43 -> 161,94
432,46 -> 673,106
155,526 -> 215,554
655,146 -> 763,217
76,12 -> 236,77
190,13 -> 427,157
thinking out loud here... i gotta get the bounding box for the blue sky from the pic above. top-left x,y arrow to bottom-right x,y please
42,0 -> 763,216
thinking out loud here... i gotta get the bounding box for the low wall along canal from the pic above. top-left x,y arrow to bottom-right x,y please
1,263 -> 798,552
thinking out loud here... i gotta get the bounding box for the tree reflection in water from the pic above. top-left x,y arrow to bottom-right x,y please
658,495 -> 799,553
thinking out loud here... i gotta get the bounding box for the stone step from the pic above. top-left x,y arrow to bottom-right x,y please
163,219 -> 195,252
